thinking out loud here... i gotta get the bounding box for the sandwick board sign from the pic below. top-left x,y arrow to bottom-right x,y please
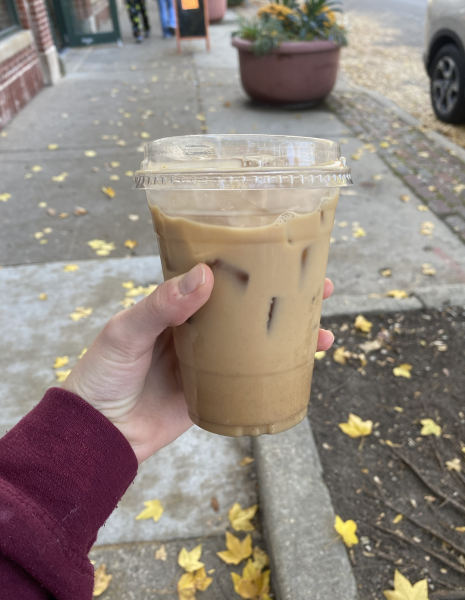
174,0 -> 211,53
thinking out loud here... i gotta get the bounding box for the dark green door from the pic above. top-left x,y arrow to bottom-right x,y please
58,0 -> 121,46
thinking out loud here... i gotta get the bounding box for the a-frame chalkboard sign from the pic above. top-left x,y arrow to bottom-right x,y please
174,0 -> 211,54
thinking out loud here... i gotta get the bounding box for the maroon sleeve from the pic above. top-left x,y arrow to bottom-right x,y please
0,388 -> 138,599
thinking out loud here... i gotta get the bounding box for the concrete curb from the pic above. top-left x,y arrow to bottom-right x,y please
253,419 -> 359,600
337,83 -> 465,165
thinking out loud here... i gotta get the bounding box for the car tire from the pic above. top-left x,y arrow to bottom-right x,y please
430,44 -> 465,124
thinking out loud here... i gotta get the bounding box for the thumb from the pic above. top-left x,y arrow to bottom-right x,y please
102,264 -> 214,358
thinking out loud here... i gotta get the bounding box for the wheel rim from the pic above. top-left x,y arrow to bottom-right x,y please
432,56 -> 460,116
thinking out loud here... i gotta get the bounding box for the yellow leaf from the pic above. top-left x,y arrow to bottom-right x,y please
373,174 -> 383,181
151,75 -> 159,82
394,406 -> 404,413
420,418 -> 441,437
122,281 -> 134,289
125,284 -> 157,297
53,356 -> 69,369
135,499 -> 164,522
446,458 -> 461,472
420,221 -> 434,235
333,346 -> 348,365
231,560 -> 270,599
78,347 -> 88,359
120,297 -> 136,309
353,226 -> 366,238
400,195 -> 411,202
417,205 -> 429,212
195,114 -> 206,121
383,569 -> 428,600
252,546 -> 269,571
117,140 -> 127,146
334,515 -> 359,548
177,572 -> 196,600
386,440 -> 402,448
393,514 -> 403,524
393,363 -> 412,378
52,172 -> 68,182
63,264 -> 79,272
193,567 -> 213,591
47,143 -> 59,150
101,186 -> 115,199
229,503 -> 258,532
32,165 -> 42,172
140,132 -> 150,138
339,413 -> 373,438
34,232 -> 44,239
55,369 -> 71,382
315,350 -> 326,360
0,193 -> 11,202
87,239 -> 115,256
93,564 -> 112,597
354,314 -> 372,333
84,150 -> 97,157
110,161 -> 120,168
380,268 -> 392,277
125,170 -> 134,177
178,544 -> 204,572
456,526 -> 465,532
38,293 -> 48,301
217,531 -> 253,564
39,239 -> 48,245
421,264 -> 436,276
43,227 -> 52,234
418,151 -> 429,158
38,202 -> 47,207
124,239 -> 138,249
155,544 -> 167,560
70,307 -> 93,321
386,290 -> 409,299
380,141 -> 390,148
239,456 -> 255,466
109,174 -> 119,181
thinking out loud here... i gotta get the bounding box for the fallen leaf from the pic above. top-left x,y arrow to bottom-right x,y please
355,314 -> 372,333
117,140 -> 127,146
373,174 -> 383,181
38,202 -> 47,207
231,560 -> 270,600
101,186 -> 115,199
155,544 -> 167,561
93,564 -> 112,597
110,161 -> 120,168
84,150 -> 97,157
252,547 -> 269,571
229,503 -> 258,532
394,406 -> 404,413
136,499 -> 164,522
400,195 -> 411,202
53,356 -> 69,369
151,76 -> 159,82
420,418 -> 441,437
339,413 -> 373,438
140,132 -> 150,138
78,348 -> 88,359
239,456 -> 255,466
25,173 -> 33,179
87,239 -> 116,256
177,572 -> 196,600
333,346 -> 349,365
178,544 -> 204,572
47,143 -> 59,150
383,569 -> 428,600
34,232 -> 44,239
358,339 -> 382,353
43,227 -> 52,234
125,284 -> 157,297
125,171 -> 134,177
353,226 -> 366,238
217,531 -> 253,565
446,458 -> 461,472
380,141 -> 390,148
334,515 -> 359,547
393,514 -> 403,524
32,165 -> 42,172
63,264 -> 79,272
211,496 -> 219,511
120,297 -> 136,309
122,281 -> 134,289
59,212 -> 69,219
124,239 -> 138,249
386,290 -> 409,299
456,526 -> 465,532
0,193 -> 11,202
70,307 -> 93,321
418,151 -> 430,158
55,369 -> 71,382
315,350 -> 326,360
192,567 -> 212,592
420,221 -> 434,235
52,172 -> 68,182
74,206 -> 88,216
195,114 -> 206,121
393,364 -> 412,379
39,239 -> 48,245
380,268 -> 392,277
417,205 -> 429,212
38,293 -> 48,301
453,183 -> 465,194
109,174 -> 120,181
421,264 -> 436,276
386,440 -> 402,448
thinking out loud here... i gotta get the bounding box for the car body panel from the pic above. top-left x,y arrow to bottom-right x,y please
424,0 -> 465,71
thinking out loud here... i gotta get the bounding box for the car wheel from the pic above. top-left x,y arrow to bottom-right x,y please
430,44 -> 465,124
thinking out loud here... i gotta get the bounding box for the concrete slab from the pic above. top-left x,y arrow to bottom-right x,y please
253,418 -> 358,600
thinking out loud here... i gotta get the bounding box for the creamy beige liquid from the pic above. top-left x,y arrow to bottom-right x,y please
151,192 -> 338,436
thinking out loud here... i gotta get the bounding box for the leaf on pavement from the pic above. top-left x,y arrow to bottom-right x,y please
195,114 -> 206,121
125,171 -> 134,177
52,172 -> 68,182
339,413 -> 373,438
93,564 -> 112,597
211,496 -> 219,511
217,532 -> 252,565
47,143 -> 59,150
239,456 -> 254,466
84,150 -> 97,157
178,544 -> 204,572
315,350 -> 326,360
354,314 -> 372,333
393,514 -> 403,524
0,193 -> 11,202
136,499 -> 164,522
122,281 -> 134,289
38,293 -> 48,300
63,264 -> 79,272
393,364 -> 412,379
386,290 -> 409,299
420,418 -> 441,438
87,240 -> 115,256
53,356 -> 69,369
120,297 -> 136,309
400,195 -> 410,202
55,369 -> 71,382
124,239 -> 138,249
380,268 -> 392,277
101,186 -> 115,199
383,569 -> 428,600
110,161 -> 120,167
333,346 -> 349,365
334,515 -> 359,548
74,206 -> 88,216
228,503 -> 258,532
231,560 -> 270,600
446,458 -> 461,472
352,226 -> 366,238
193,567 -> 213,592
252,547 -> 269,571
358,339 -> 382,354
78,347 -> 88,359
155,544 -> 167,561
177,572 -> 196,600
32,165 -> 43,172
140,132 -> 150,138
420,221 -> 434,235
421,264 -> 436,276
70,307 -> 93,321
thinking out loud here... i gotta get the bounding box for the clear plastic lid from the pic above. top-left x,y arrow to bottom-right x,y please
134,134 -> 353,190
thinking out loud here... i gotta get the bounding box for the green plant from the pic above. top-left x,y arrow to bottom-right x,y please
232,0 -> 348,56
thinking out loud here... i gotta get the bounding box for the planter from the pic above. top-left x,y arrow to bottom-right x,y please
208,0 -> 227,23
231,38 -> 340,106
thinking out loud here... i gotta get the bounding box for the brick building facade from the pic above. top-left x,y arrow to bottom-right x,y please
0,0 -> 60,130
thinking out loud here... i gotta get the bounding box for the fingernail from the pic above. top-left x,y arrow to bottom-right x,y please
179,264 -> 205,296
325,329 -> 335,344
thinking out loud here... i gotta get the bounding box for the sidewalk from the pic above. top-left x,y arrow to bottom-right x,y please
1,2 -> 465,599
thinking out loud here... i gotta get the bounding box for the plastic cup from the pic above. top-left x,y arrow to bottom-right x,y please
135,135 -> 352,436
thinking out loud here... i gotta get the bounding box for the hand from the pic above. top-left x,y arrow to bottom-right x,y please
62,265 -> 335,463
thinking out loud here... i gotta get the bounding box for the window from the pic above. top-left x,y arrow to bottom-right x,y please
0,0 -> 19,40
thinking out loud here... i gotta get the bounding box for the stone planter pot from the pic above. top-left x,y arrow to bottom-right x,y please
208,0 -> 227,22
231,38 -> 340,106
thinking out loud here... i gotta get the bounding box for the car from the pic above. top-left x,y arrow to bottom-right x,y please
424,0 -> 465,124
